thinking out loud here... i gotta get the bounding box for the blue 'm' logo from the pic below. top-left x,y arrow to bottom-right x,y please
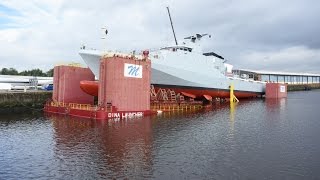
128,65 -> 140,76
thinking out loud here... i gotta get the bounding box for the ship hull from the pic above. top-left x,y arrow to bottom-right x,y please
80,80 -> 261,98
80,80 -> 99,96
79,50 -> 266,98
153,84 -> 262,99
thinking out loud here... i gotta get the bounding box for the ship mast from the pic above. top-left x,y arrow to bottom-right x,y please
166,7 -> 178,45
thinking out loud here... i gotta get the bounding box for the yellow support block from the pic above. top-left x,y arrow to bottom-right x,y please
230,83 -> 239,103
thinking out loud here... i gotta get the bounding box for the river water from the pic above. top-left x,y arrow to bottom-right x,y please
1,90 -> 320,179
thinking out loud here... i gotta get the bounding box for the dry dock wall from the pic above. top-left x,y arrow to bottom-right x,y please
53,66 -> 94,104
98,57 -> 151,112
265,83 -> 287,98
0,91 -> 52,113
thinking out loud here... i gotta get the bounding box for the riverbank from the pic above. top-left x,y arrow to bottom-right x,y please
287,83 -> 320,91
0,91 -> 52,113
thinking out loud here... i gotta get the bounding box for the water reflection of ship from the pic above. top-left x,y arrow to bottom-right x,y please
47,114 -> 153,178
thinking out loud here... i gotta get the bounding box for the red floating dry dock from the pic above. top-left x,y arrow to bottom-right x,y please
265,83 -> 287,98
45,55 -> 153,119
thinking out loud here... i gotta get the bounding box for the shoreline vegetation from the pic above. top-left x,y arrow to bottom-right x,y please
0,68 -> 53,77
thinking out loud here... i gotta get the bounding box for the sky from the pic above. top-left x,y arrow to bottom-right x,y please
0,0 -> 319,73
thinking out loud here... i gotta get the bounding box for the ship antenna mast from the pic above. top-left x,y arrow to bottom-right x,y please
101,27 -> 108,51
166,7 -> 178,45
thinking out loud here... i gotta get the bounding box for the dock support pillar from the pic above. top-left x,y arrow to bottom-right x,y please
230,83 -> 239,103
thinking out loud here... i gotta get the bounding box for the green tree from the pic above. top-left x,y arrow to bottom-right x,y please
0,68 -> 8,75
0,68 -> 19,75
19,68 -> 46,76
30,69 -> 46,76
1,67 -> 54,77
8,68 -> 19,75
19,70 -> 28,76
46,68 -> 54,77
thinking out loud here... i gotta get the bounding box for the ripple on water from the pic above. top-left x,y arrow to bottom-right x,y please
1,91 -> 320,179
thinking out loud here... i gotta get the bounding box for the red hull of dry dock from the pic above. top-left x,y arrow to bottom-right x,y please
46,56 -> 154,120
44,102 -> 155,120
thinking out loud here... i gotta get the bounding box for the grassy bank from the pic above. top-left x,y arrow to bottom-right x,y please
287,83 -> 320,91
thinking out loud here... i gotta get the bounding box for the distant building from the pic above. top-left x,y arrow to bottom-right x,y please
232,69 -> 320,84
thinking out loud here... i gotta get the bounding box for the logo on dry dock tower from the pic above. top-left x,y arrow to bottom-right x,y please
280,85 -> 286,93
124,63 -> 142,78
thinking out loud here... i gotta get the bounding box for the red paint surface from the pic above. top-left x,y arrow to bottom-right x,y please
80,80 -> 99,96
80,81 -> 261,99
44,102 -> 154,120
99,57 -> 151,111
43,105 -> 67,115
203,94 -> 213,101
265,83 -> 287,98
52,66 -> 95,104
155,87 -> 260,99
181,92 -> 196,99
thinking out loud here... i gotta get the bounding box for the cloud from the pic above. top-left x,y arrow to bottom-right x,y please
0,0 -> 319,73
236,46 -> 320,73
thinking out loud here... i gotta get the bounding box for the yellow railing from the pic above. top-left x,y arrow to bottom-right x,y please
151,104 -> 202,111
69,103 -> 92,110
50,101 -> 67,107
49,101 -> 115,112
49,102 -> 202,112
50,102 -> 94,111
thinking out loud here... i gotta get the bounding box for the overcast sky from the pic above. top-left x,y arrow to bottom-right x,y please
1,0 -> 319,73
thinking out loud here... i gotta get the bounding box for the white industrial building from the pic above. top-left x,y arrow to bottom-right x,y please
233,69 -> 320,84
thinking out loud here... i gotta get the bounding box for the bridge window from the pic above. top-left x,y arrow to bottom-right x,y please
303,77 -> 308,84
261,75 -> 269,82
270,75 -> 277,82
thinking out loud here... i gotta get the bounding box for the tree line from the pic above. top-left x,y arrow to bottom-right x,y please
0,68 -> 53,77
